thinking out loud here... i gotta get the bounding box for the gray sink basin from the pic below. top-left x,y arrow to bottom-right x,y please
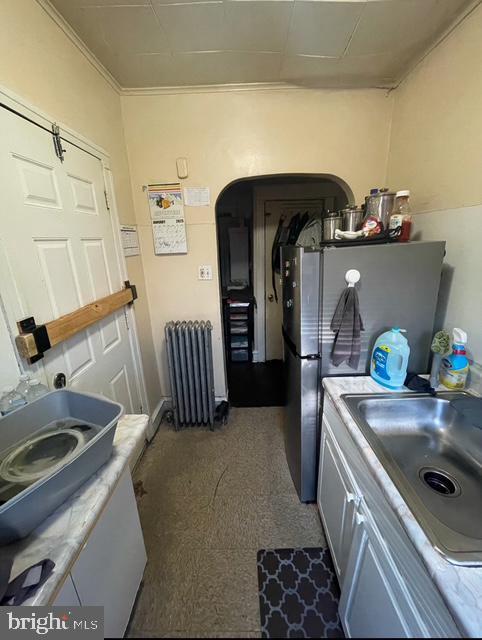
0,390 -> 123,543
342,391 -> 482,565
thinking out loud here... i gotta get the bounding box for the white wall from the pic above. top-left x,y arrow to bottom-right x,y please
412,207 -> 482,363
387,3 -> 482,363
121,88 -> 394,397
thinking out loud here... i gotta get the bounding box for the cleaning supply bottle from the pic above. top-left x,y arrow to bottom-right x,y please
15,372 -> 31,398
371,328 -> 410,390
25,379 -> 49,403
440,328 -> 469,390
0,386 -> 27,416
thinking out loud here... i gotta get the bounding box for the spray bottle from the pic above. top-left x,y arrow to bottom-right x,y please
440,328 -> 469,390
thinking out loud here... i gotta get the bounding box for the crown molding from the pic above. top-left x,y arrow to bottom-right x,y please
36,0 -> 122,94
120,81 -> 305,96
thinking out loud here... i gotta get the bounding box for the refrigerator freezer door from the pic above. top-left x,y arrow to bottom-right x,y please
320,241 -> 445,376
283,341 -> 320,502
281,246 -> 321,357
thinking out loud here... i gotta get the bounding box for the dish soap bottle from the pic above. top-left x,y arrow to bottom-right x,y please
371,328 -> 410,390
440,328 -> 469,390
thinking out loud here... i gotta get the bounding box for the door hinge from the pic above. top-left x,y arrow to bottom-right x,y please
52,124 -> 66,162
123,308 -> 130,331
104,189 -> 110,211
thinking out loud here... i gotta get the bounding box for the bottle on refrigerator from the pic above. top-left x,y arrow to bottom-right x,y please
389,190 -> 412,242
25,379 -> 49,403
0,386 -> 27,416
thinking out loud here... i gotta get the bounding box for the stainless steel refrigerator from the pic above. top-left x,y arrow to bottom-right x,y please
281,241 -> 445,502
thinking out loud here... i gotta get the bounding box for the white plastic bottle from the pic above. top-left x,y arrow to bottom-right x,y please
25,379 -> 49,403
16,373 -> 31,398
370,328 -> 410,390
440,328 -> 470,390
0,386 -> 27,415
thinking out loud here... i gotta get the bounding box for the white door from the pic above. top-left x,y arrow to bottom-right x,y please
264,199 -> 326,360
0,107 -> 141,413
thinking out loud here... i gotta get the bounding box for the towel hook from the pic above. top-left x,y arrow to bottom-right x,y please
345,269 -> 361,287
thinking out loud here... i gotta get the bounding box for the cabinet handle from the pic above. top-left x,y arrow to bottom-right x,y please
355,511 -> 365,526
347,492 -> 362,508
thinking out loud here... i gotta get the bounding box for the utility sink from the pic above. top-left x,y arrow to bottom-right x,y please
0,390 -> 123,544
342,391 -> 482,565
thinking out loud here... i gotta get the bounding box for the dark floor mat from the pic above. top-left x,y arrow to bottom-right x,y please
228,360 -> 285,407
257,547 -> 345,639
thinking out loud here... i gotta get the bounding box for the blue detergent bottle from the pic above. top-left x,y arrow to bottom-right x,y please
371,328 -> 410,390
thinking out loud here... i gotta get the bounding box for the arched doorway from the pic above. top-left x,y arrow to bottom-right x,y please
215,173 -> 353,407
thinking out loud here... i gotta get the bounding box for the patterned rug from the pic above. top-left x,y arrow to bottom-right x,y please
257,547 -> 345,639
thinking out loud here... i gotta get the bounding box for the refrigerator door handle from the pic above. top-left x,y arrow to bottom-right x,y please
282,327 -> 320,360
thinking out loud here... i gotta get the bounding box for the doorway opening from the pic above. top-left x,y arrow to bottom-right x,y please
216,174 -> 352,407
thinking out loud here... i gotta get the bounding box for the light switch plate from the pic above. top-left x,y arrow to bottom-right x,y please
198,265 -> 212,280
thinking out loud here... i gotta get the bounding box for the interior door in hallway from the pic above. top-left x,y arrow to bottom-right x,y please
0,107 -> 141,413
264,199 -> 326,361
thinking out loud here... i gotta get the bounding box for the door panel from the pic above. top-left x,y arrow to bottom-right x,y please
339,512 -> 410,638
0,107 -> 141,412
318,425 -> 356,582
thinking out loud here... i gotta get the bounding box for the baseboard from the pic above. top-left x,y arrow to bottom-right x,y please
147,397 -> 171,441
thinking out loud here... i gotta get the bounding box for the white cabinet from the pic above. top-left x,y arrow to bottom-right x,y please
318,400 -> 460,638
340,507 -> 413,638
53,469 -> 147,637
317,424 -> 357,583
53,574 -> 81,606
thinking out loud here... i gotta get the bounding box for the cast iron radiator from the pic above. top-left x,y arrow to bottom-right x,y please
165,320 -> 215,429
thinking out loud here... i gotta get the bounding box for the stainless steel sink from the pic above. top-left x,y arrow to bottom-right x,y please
342,391 -> 482,565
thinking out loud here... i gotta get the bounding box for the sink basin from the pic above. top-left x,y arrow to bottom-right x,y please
342,391 -> 482,565
0,390 -> 123,543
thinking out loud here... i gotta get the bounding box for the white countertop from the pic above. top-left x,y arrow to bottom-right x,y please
7,414 -> 149,606
323,376 -> 482,638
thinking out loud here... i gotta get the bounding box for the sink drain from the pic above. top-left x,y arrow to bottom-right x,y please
419,467 -> 461,497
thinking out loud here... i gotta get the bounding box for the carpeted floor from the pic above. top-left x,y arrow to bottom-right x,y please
127,407 -> 326,638
227,360 -> 285,407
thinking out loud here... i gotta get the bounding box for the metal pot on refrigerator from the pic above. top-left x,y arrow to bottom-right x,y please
323,214 -> 343,240
341,207 -> 364,232
364,189 -> 395,229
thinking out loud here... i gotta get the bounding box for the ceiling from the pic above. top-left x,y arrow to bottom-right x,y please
49,0 -> 474,90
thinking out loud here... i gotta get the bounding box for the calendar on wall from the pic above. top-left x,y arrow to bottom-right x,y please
147,183 -> 188,255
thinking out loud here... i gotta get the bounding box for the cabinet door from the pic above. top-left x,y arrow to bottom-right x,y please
318,424 -> 357,582
53,574 -> 81,606
71,470 -> 147,638
340,509 -> 415,638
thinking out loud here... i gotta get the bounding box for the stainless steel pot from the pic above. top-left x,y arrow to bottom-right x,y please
323,215 -> 343,240
341,207 -> 364,232
365,190 -> 395,229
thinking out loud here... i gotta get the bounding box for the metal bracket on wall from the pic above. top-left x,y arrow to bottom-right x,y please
52,124 -> 66,162
15,282 -> 138,364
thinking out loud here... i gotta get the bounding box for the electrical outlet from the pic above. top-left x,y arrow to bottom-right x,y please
198,265 -> 212,280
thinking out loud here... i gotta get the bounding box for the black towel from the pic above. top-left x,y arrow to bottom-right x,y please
330,287 -> 364,369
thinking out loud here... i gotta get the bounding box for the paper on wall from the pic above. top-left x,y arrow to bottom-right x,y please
147,183 -> 187,254
120,224 -> 140,257
183,187 -> 210,207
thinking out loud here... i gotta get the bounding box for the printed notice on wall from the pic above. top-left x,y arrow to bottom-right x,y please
120,224 -> 140,257
183,186 -> 210,207
147,183 -> 188,255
